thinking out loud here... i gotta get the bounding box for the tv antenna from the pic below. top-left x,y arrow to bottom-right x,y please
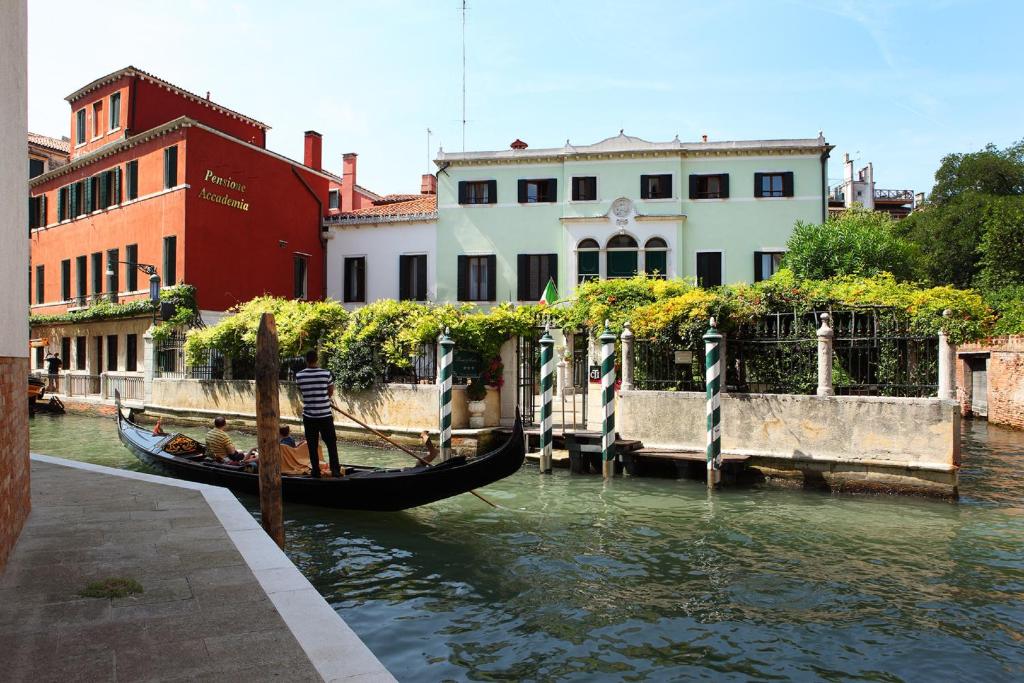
461,0 -> 467,152
426,128 -> 433,173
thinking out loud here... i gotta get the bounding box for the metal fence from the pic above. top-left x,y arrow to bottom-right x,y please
384,342 -> 437,385
633,309 -> 939,398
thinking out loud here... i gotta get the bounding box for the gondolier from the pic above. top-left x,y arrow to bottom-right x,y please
295,349 -> 341,478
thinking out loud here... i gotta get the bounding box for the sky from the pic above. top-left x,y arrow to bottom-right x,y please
28,0 -> 1024,197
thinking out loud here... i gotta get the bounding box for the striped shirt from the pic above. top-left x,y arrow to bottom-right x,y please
205,428 -> 235,461
295,367 -> 334,419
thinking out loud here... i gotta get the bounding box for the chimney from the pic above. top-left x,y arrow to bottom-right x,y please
701,134 -> 708,142
421,173 -> 437,195
510,139 -> 528,150
342,153 -> 358,211
303,130 -> 322,171
206,91 -> 211,100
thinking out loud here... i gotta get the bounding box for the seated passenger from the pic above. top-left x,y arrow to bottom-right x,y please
205,416 -> 257,465
279,425 -> 299,447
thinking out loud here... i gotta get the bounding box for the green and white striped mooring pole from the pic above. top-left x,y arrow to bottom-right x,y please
438,327 -> 454,461
703,317 -> 723,488
600,321 -> 617,479
538,324 -> 554,474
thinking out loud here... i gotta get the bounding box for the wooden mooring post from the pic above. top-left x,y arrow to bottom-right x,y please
255,313 -> 285,548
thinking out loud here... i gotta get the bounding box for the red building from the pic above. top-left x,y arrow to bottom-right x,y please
27,66 -> 374,380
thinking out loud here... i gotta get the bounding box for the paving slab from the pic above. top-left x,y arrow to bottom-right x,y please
0,456 -> 396,682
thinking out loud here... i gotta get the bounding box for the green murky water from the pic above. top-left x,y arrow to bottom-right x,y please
30,413 -> 1024,681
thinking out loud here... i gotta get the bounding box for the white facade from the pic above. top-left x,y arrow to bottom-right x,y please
324,218 -> 437,307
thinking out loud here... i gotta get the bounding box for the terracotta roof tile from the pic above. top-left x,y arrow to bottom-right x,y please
338,194 -> 436,219
28,132 -> 70,154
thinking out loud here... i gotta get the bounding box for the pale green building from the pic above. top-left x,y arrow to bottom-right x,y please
434,132 -> 832,304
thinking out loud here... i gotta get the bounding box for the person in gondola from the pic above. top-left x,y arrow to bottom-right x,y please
205,416 -> 257,466
279,425 -> 300,447
294,349 -> 340,478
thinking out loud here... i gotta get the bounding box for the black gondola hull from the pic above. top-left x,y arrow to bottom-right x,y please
116,405 -> 525,511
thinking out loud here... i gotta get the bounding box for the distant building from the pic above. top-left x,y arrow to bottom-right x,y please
27,131 -> 69,178
828,153 -> 916,219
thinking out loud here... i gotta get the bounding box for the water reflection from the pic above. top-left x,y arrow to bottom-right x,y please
29,414 -> 1024,681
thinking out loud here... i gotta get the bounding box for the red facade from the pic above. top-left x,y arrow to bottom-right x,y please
31,67 -> 335,315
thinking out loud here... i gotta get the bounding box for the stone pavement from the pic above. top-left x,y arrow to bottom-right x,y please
0,457 -> 395,682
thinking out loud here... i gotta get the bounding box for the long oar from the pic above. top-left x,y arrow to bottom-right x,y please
330,402 -> 497,509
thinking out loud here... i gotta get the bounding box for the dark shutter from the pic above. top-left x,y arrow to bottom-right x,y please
164,146 -> 178,188
57,188 -> 65,221
688,175 -> 698,199
660,174 -> 672,198
416,255 -> 427,300
782,172 -> 795,197
720,174 -> 730,199
754,173 -> 764,197
517,254 -> 529,300
486,255 -> 496,300
546,253 -> 558,293
114,166 -> 122,204
343,259 -> 353,302
71,183 -> 78,216
398,255 -> 410,300
548,179 -> 557,202
754,252 -> 764,282
640,174 -> 651,199
458,181 -> 468,204
518,180 -> 528,204
99,173 -> 108,209
457,255 -> 469,301
84,178 -> 93,212
486,180 -> 497,204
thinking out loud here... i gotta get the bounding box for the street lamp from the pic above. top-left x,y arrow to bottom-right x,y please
106,261 -> 161,303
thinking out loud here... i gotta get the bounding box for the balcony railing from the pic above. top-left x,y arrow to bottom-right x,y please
874,189 -> 914,201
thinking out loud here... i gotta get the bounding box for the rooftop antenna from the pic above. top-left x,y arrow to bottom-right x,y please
426,128 -> 433,172
461,0 -> 467,152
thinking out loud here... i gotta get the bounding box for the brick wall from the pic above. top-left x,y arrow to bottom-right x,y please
956,336 -> 1024,430
0,356 -> 31,569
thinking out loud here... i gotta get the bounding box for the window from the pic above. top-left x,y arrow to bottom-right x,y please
76,109 -> 86,144
754,251 -> 784,282
35,347 -> 44,369
754,172 -> 794,198
163,236 -> 177,286
606,235 -> 638,279
457,180 -> 497,205
29,195 -> 46,230
61,337 -> 71,368
571,176 -> 597,201
109,92 -> 121,129
126,334 -> 138,372
94,169 -> 118,210
29,158 -> 44,178
75,255 -> 87,304
343,257 -> 365,303
164,146 -> 178,189
126,160 -> 139,200
577,239 -> 600,283
125,244 -> 138,291
328,189 -> 339,210
57,186 -> 69,220
399,254 -> 428,301
91,252 -> 102,294
517,254 -> 558,301
644,238 -> 668,278
640,174 -> 672,199
106,335 -> 118,372
106,248 -> 120,298
293,254 -> 309,300
457,255 -> 496,302
518,178 -> 557,203
92,101 -> 103,138
61,259 -> 71,301
75,337 -> 86,371
95,336 -> 103,375
73,180 -> 85,217
696,252 -> 723,288
689,174 -> 729,199
34,265 -> 44,304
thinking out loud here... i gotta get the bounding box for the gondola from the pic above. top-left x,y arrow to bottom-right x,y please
114,391 -> 525,511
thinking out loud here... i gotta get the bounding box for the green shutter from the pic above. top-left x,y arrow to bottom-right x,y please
114,167 -> 122,204
84,178 -> 93,212
40,194 -> 47,227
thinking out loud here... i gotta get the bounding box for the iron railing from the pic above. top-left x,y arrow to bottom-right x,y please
874,188 -> 914,201
633,339 -> 705,391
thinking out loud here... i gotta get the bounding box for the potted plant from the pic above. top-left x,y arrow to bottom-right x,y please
466,378 -> 488,428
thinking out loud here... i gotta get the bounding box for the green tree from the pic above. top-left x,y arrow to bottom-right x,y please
977,195 -> 1024,289
781,208 -> 919,281
894,194 -> 987,288
930,140 -> 1024,205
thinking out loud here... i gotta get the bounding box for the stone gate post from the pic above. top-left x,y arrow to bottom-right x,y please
938,309 -> 956,401
816,313 -> 835,397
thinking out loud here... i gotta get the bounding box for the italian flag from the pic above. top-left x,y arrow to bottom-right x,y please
538,278 -> 558,307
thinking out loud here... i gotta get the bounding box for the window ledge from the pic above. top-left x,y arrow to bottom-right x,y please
457,203 -> 496,207
641,197 -> 677,203
689,197 -> 728,202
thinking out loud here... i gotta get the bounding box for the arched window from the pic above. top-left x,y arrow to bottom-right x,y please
577,239 -> 600,283
606,234 -> 638,279
644,237 -> 668,279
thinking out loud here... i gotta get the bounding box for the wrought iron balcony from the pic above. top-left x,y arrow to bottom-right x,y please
874,189 -> 914,202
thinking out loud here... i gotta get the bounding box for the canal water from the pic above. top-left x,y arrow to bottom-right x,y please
30,414 -> 1024,681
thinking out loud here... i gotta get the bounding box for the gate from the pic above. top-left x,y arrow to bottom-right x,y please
517,327 -> 588,429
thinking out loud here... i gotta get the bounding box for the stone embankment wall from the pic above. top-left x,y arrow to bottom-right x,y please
149,379 -> 500,432
618,390 -> 960,494
957,336 -> 1024,430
